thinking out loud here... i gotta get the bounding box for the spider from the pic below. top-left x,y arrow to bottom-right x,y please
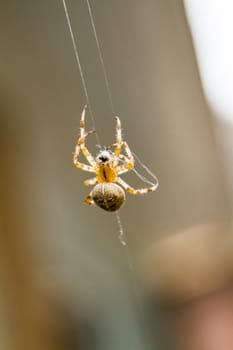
73,105 -> 158,211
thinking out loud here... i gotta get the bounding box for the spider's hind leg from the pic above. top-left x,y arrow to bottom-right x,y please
83,177 -> 97,187
84,190 -> 95,206
116,177 -> 157,195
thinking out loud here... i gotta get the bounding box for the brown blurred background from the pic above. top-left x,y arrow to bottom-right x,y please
1,1 -> 233,349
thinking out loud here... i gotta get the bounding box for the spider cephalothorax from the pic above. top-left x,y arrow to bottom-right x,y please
73,105 -> 158,211
95,149 -> 118,184
96,149 -> 114,164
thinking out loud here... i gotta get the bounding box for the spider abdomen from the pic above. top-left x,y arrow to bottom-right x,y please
92,183 -> 125,212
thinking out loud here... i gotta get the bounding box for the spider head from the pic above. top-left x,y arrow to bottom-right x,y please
96,149 -> 114,165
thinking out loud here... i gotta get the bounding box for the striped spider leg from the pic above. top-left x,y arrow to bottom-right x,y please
73,105 -> 98,205
109,118 -> 158,195
73,105 -> 96,173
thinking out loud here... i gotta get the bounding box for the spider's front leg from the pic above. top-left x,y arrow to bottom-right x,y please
114,116 -> 122,156
73,105 -> 96,172
113,116 -> 134,173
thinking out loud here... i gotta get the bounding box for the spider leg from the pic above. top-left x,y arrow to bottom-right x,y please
73,105 -> 96,171
84,190 -> 95,206
73,144 -> 95,172
83,177 -> 98,187
80,104 -> 87,138
114,116 -> 122,156
116,177 -> 157,195
117,156 -> 131,175
116,141 -> 134,174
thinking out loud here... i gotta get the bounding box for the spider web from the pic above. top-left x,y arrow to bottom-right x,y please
61,0 -> 158,255
62,0 -> 130,247
61,3 -> 159,349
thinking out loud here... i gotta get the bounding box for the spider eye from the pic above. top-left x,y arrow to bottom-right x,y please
97,150 -> 113,163
99,156 -> 109,162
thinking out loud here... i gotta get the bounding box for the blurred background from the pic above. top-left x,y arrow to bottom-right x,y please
1,0 -> 233,349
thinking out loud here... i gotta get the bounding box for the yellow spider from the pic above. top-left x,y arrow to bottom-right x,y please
73,105 -> 158,211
